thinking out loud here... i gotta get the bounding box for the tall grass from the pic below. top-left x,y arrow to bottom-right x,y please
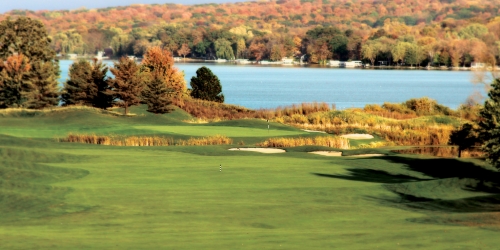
60,134 -> 232,146
276,110 -> 457,146
257,136 -> 350,149
179,97 -> 333,121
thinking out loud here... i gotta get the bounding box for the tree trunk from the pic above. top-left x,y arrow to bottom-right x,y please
124,105 -> 129,115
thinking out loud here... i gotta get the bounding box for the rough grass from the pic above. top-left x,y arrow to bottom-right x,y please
257,136 -> 350,149
60,134 -> 232,146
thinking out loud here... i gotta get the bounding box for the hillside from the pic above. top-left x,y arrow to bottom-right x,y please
1,0 -> 499,65
1,105 -> 499,248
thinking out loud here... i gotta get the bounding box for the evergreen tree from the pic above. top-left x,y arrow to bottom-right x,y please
90,59 -> 114,109
108,57 -> 145,115
61,60 -> 95,106
142,74 -> 173,114
190,66 -> 224,103
61,59 -> 113,109
0,17 -> 59,109
0,54 -> 32,108
25,61 -> 60,109
478,78 -> 500,169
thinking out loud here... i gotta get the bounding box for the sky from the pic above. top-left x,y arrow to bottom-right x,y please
0,0 -> 249,14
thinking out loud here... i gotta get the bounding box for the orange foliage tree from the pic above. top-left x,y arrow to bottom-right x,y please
141,46 -> 186,108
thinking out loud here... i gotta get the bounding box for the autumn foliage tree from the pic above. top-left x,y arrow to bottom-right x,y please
141,47 -> 186,103
0,54 -> 32,108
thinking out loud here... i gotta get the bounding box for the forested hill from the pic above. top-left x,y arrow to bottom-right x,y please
1,0 -> 499,65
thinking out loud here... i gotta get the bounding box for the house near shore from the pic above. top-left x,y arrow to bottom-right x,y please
281,57 -> 294,65
329,60 -> 340,66
471,62 -> 485,69
339,61 -> 363,68
67,54 -> 77,60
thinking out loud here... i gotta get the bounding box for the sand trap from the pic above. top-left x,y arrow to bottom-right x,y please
309,151 -> 342,156
341,134 -> 374,139
228,148 -> 286,153
346,154 -> 385,157
309,151 -> 384,157
302,129 -> 327,133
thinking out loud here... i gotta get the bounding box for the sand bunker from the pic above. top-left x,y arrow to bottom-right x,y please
346,154 -> 385,157
302,129 -> 327,133
341,134 -> 374,139
229,148 -> 286,153
309,151 -> 342,157
309,151 -> 385,157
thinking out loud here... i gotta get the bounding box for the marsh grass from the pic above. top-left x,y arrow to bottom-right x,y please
257,136 -> 350,149
60,134 -> 232,146
179,98 -> 333,120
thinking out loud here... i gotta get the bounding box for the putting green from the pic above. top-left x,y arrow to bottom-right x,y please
134,125 -> 307,137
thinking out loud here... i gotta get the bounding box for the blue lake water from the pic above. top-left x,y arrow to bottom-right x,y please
59,60 -> 485,110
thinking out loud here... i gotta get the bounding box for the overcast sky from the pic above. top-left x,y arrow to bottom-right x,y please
0,0 -> 249,14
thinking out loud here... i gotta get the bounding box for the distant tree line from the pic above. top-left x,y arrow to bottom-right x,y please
0,17 -> 224,115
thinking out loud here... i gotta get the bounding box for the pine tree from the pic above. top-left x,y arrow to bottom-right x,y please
25,61 -> 60,109
478,78 -> 500,169
142,74 -> 174,114
190,66 -> 224,103
90,59 -> 114,109
0,17 -> 59,109
61,60 -> 95,106
108,57 -> 145,115
61,59 -> 113,109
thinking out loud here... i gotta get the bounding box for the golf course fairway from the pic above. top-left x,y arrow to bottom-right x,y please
0,106 -> 498,249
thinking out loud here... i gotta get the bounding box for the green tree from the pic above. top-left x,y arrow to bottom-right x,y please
91,59 -> 114,109
142,74 -> 174,114
0,17 -> 59,109
478,78 -> 500,169
25,60 -> 60,109
236,38 -> 247,59
61,60 -> 95,106
61,59 -> 113,109
449,123 -> 479,158
214,38 -> 234,60
190,66 -> 224,103
361,40 -> 380,65
108,57 -> 145,115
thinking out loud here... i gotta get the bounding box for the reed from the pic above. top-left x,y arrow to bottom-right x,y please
60,134 -> 231,146
180,97 -> 333,121
257,136 -> 350,149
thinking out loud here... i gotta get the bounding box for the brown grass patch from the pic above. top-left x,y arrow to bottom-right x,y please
60,134 -> 232,146
257,136 -> 350,149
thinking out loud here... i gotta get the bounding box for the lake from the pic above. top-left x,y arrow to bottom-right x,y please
59,60 -> 486,110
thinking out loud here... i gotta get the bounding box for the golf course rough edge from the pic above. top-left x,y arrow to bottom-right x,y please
228,148 -> 286,153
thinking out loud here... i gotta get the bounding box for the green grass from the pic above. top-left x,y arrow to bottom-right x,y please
0,107 -> 499,249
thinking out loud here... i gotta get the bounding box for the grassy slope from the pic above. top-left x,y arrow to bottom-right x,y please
0,107 -> 499,249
